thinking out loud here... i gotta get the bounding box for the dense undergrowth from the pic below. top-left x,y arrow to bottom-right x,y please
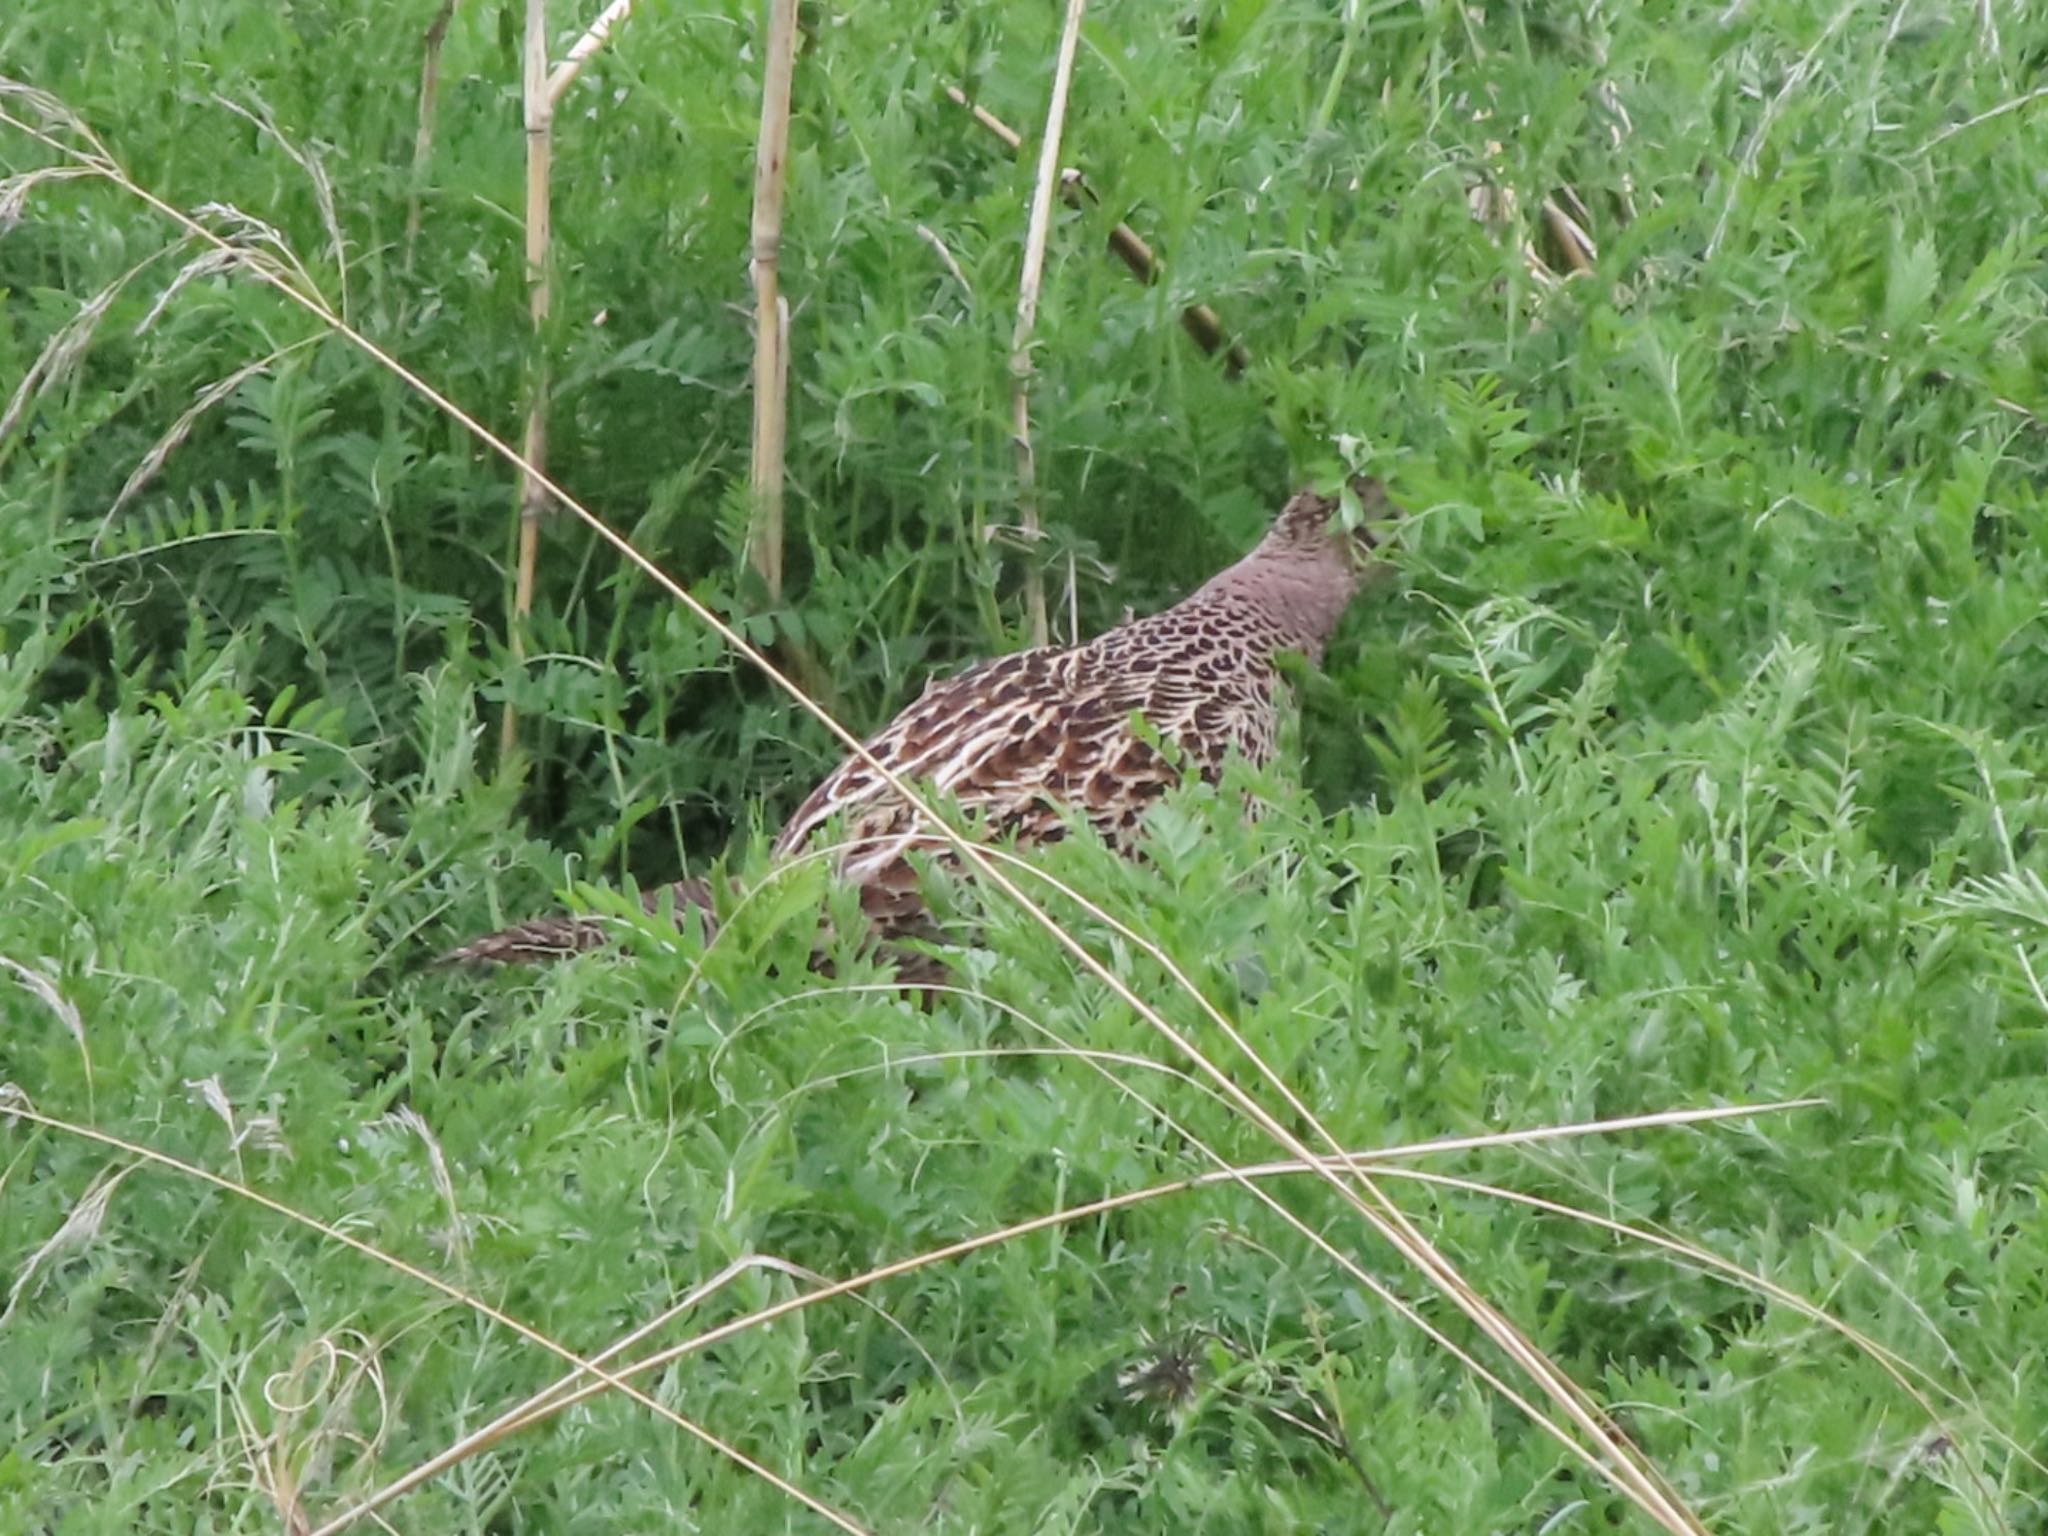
3,0 -> 2047,1530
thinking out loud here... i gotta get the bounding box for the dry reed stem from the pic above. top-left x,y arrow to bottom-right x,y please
1103,217 -> 1247,372
6,95 -> 1716,1530
1010,0 -> 1090,648
1538,194 -> 1597,276
499,0 -> 644,750
947,85 -> 1247,374
405,0 -> 462,270
503,0 -> 555,759
948,85 -> 1020,148
747,0 -> 798,601
0,1103 -> 873,1536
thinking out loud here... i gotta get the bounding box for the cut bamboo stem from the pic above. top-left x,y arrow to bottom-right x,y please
502,0 -> 554,758
747,0 -> 799,602
1010,0 -> 1090,648
547,0 -> 637,107
947,85 -> 1247,376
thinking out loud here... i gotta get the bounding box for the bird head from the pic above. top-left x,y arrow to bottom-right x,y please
1261,475 -> 1398,572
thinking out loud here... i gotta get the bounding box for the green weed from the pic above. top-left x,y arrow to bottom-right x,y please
3,0 -> 2046,1530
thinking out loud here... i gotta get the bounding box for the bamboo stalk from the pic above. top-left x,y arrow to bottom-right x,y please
747,0 -> 799,602
404,0 -> 462,272
546,0 -> 638,107
1010,0 -> 1090,648
502,0 -> 553,758
946,85 -> 1247,376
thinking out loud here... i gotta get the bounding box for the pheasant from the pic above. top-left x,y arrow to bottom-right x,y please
443,477 -> 1397,966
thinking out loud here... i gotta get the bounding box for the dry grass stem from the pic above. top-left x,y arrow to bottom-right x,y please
0,953 -> 91,1095
406,0 -> 463,267
383,1106 -> 470,1270
0,162 -> 100,226
0,79 -> 112,171
1,1162 -> 132,1327
469,1253 -> 966,1471
747,0 -> 799,601
96,336 -> 323,544
1371,1165 -> 2015,1508
0,1102 -> 873,1536
3,10 -> 2038,1524
192,200 -> 318,290
0,244 -> 172,455
1974,0 -> 2000,57
1010,0 -> 1090,647
134,246 -> 242,334
450,1111 -> 2023,1518
211,93 -> 347,314
1707,0 -> 1860,259
415,1102 -> 1879,1526
959,849 -> 1703,1525
336,1041 -> 1811,1532
1920,83 -> 2048,154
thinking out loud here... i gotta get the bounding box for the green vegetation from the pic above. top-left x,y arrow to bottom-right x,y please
4,0 -> 2046,1530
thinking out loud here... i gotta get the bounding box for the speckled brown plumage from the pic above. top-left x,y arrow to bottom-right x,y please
436,876 -> 719,966
440,478 -> 1396,968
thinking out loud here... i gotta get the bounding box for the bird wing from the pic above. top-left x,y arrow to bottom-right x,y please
772,625 -> 1278,928
774,644 -> 1088,860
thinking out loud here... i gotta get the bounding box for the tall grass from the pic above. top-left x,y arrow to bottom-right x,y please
4,1 -> 2047,1530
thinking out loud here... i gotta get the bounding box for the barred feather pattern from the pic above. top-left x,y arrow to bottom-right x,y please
439,478 -> 1395,967
435,876 -> 718,966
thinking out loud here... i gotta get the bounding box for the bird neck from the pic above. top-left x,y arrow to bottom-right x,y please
1187,548 -> 1358,663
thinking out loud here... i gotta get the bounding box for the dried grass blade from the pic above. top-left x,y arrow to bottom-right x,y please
0,1102 -> 874,1536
